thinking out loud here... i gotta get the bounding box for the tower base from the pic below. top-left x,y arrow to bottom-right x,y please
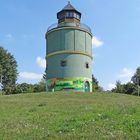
46,77 -> 92,92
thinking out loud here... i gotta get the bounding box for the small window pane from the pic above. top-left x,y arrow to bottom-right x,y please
59,13 -> 65,19
66,12 -> 69,17
85,62 -> 89,69
76,14 -> 80,19
74,13 -> 77,18
69,12 -> 73,17
61,60 -> 67,67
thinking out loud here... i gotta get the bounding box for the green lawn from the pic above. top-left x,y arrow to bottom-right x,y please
0,92 -> 140,140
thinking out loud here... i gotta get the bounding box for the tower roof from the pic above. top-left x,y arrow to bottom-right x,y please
57,2 -> 81,17
57,2 -> 81,23
62,1 -> 76,11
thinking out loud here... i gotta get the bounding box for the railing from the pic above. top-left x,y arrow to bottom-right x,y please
47,22 -> 92,33
47,23 -> 58,31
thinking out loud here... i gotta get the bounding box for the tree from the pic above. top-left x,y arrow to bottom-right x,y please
43,71 -> 47,80
34,79 -> 46,92
16,83 -> 34,93
0,47 -> 18,94
131,67 -> 140,85
112,81 -> 137,95
112,67 -> 140,96
0,64 -> 2,90
123,82 -> 136,95
92,74 -> 102,92
112,81 -> 125,93
131,67 -> 140,96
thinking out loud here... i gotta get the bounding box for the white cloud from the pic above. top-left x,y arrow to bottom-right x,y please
92,36 -> 103,48
19,72 -> 42,80
104,68 -> 134,91
5,34 -> 14,40
116,68 -> 135,84
107,83 -> 116,91
118,68 -> 134,78
36,56 -> 46,69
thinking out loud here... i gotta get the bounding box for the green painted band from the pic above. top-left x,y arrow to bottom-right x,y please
47,50 -> 93,59
46,26 -> 92,37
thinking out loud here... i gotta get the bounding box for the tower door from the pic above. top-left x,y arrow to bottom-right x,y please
84,81 -> 90,92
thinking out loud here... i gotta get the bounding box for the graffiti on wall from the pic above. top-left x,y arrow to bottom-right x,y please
47,77 -> 92,91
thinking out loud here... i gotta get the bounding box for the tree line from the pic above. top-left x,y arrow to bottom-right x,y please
112,67 -> 140,96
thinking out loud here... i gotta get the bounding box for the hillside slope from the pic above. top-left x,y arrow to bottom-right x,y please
0,92 -> 140,140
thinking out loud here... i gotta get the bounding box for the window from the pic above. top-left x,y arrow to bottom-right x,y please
59,13 -> 65,19
74,13 -> 77,18
85,62 -> 89,69
76,14 -> 80,19
65,12 -> 74,18
69,12 -> 73,17
65,12 -> 69,18
61,60 -> 67,67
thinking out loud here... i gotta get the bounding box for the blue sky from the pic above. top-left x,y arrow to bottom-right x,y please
0,0 -> 140,90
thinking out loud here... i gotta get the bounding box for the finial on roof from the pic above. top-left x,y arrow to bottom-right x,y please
62,1 -> 76,11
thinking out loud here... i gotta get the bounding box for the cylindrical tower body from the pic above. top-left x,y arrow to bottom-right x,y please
45,2 -> 92,92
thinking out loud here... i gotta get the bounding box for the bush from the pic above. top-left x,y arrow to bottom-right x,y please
3,81 -> 46,95
4,86 -> 16,95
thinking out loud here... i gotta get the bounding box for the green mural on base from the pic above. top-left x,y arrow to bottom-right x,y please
47,77 -> 92,92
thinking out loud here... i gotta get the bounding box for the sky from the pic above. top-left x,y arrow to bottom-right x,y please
0,0 -> 140,90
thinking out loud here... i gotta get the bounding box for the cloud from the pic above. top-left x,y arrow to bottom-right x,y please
116,68 -> 135,84
36,56 -> 46,69
5,34 -> 14,41
92,36 -> 103,48
19,72 -> 43,80
105,68 -> 134,91
118,68 -> 134,78
107,83 -> 116,91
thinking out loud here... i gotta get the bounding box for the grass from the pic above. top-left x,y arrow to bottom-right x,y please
0,92 -> 140,140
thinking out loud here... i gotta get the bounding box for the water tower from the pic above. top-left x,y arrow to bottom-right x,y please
45,2 -> 93,92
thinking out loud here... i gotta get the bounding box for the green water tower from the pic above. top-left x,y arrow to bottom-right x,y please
45,2 -> 93,92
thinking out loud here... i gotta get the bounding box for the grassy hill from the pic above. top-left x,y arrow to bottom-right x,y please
0,92 -> 140,140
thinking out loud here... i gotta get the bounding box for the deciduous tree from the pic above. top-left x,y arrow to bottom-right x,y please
0,47 -> 18,94
131,67 -> 140,85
